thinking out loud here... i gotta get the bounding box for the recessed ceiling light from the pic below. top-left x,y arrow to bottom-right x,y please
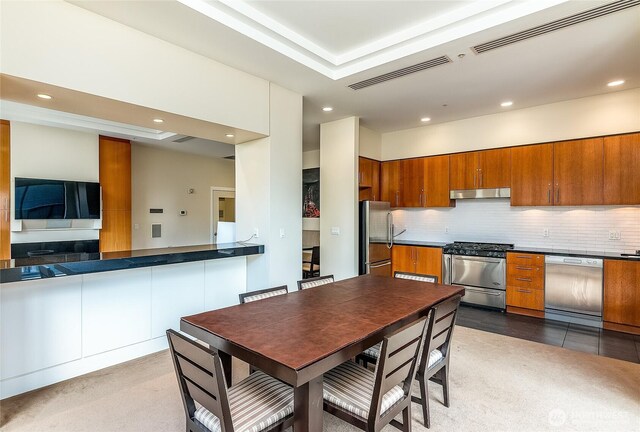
153,118 -> 164,123
607,79 -> 625,87
37,93 -> 52,100
501,101 -> 513,107
225,134 -> 235,138
420,117 -> 431,122
322,107 -> 333,112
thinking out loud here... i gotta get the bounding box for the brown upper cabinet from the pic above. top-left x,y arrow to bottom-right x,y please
401,158 -> 424,207
553,138 -> 603,206
511,143 -> 554,206
423,155 -> 455,207
381,160 -> 402,207
0,120 -> 10,260
450,148 -> 510,190
358,157 -> 380,201
603,133 -> 640,205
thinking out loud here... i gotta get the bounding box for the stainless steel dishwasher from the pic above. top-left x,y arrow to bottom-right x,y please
544,255 -> 603,325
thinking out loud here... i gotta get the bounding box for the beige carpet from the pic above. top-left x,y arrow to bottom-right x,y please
1,326 -> 639,432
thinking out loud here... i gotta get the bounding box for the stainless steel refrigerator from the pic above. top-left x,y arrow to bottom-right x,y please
359,201 -> 393,276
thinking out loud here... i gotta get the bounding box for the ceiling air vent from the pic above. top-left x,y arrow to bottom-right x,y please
472,0 -> 640,54
173,135 -> 195,143
348,55 -> 452,90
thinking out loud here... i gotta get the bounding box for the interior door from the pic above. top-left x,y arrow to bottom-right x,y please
212,189 -> 236,244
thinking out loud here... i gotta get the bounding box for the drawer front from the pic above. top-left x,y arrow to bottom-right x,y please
507,264 -> 544,289
507,286 -> 544,311
507,252 -> 545,267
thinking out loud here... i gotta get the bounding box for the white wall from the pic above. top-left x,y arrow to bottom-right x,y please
236,83 -> 303,291
10,122 -> 100,243
382,88 -> 640,160
0,0 -> 269,135
131,144 -> 235,249
320,117 -> 359,281
393,201 -> 640,254
359,126 -> 382,160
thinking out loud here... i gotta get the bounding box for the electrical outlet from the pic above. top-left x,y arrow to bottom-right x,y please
608,230 -> 621,240
543,228 -> 549,238
445,227 -> 449,234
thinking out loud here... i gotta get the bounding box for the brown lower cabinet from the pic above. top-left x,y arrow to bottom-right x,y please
506,252 -> 545,317
604,259 -> 640,335
391,245 -> 442,282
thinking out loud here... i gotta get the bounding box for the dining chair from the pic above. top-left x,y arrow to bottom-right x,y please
356,295 -> 463,428
302,245 -> 320,278
322,314 -> 430,432
296,274 -> 334,290
166,329 -> 295,432
393,271 -> 439,283
238,285 -> 288,304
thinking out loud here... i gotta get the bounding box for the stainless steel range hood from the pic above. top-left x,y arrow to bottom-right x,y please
450,188 -> 511,199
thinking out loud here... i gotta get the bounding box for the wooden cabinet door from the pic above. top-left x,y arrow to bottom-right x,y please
401,158 -> 424,207
358,157 -> 372,187
423,155 -> 454,207
415,247 -> 443,282
510,144 -> 554,206
0,120 -> 10,260
553,138 -> 603,206
99,136 -> 132,211
478,148 -> 511,188
371,160 -> 380,201
604,260 -> 640,327
449,152 -> 478,190
506,287 -> 544,311
604,133 -> 640,205
381,161 -> 402,207
392,245 -> 415,274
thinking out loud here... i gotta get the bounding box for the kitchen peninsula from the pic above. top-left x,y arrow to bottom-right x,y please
0,242 -> 263,399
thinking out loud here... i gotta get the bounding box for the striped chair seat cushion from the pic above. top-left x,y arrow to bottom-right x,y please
194,371 -> 293,432
242,289 -> 288,303
299,276 -> 333,289
363,343 -> 444,369
323,360 -> 405,420
395,273 -> 437,283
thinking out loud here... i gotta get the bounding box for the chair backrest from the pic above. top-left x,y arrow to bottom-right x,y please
420,295 -> 462,374
394,271 -> 438,283
310,246 -> 320,265
370,314 -> 429,425
297,274 -> 334,290
166,329 -> 233,432
239,285 -> 288,304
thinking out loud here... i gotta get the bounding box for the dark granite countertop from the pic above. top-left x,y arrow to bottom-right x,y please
0,243 -> 264,283
391,239 -> 639,261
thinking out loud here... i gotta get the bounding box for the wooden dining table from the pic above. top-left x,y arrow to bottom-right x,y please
181,273 -> 464,432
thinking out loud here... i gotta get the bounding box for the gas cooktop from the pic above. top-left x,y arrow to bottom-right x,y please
443,241 -> 514,258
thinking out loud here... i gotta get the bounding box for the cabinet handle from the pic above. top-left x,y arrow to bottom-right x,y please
474,169 -> 477,188
516,289 -> 532,294
515,266 -> 532,270
359,172 -> 362,184
516,277 -> 532,282
395,191 -> 399,207
479,169 -> 483,188
547,188 -> 550,204
556,186 -> 559,204
516,255 -> 531,260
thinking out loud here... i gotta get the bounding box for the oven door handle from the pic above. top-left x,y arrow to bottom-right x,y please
453,256 -> 503,264
464,287 -> 504,296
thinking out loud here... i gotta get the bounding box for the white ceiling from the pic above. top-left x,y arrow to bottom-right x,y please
69,1 -> 640,150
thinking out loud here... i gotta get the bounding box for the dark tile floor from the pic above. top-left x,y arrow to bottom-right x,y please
456,305 -> 640,364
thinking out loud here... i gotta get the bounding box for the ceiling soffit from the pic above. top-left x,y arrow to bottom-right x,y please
178,0 -> 570,80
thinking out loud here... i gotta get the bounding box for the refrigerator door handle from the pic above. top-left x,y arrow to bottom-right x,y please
387,212 -> 393,249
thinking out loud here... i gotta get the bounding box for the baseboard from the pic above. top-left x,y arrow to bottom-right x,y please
0,337 -> 168,400
507,306 -> 545,318
603,321 -> 640,336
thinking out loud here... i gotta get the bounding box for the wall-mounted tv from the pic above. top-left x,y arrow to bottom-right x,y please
15,177 -> 101,220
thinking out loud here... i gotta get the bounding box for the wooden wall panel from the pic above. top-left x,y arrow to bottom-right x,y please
0,120 -> 10,260
99,136 -> 131,252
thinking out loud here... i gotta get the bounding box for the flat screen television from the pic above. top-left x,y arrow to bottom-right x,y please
15,177 -> 101,220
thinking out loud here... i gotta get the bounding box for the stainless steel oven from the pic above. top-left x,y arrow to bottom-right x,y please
442,242 -> 513,310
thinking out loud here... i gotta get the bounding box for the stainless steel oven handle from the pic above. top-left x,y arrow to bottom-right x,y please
464,287 -> 503,296
453,256 -> 503,264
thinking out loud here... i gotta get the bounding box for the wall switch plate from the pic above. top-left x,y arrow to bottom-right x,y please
134,223 -> 140,230
543,228 -> 549,237
279,228 -> 285,238
331,227 -> 340,236
445,227 -> 449,234
151,223 -> 161,238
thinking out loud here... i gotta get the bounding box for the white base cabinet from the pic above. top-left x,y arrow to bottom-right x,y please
0,256 -> 247,399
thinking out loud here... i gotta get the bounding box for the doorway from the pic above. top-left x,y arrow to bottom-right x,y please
210,188 -> 235,244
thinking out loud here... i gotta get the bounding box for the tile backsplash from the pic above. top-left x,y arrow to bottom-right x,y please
392,200 -> 640,253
